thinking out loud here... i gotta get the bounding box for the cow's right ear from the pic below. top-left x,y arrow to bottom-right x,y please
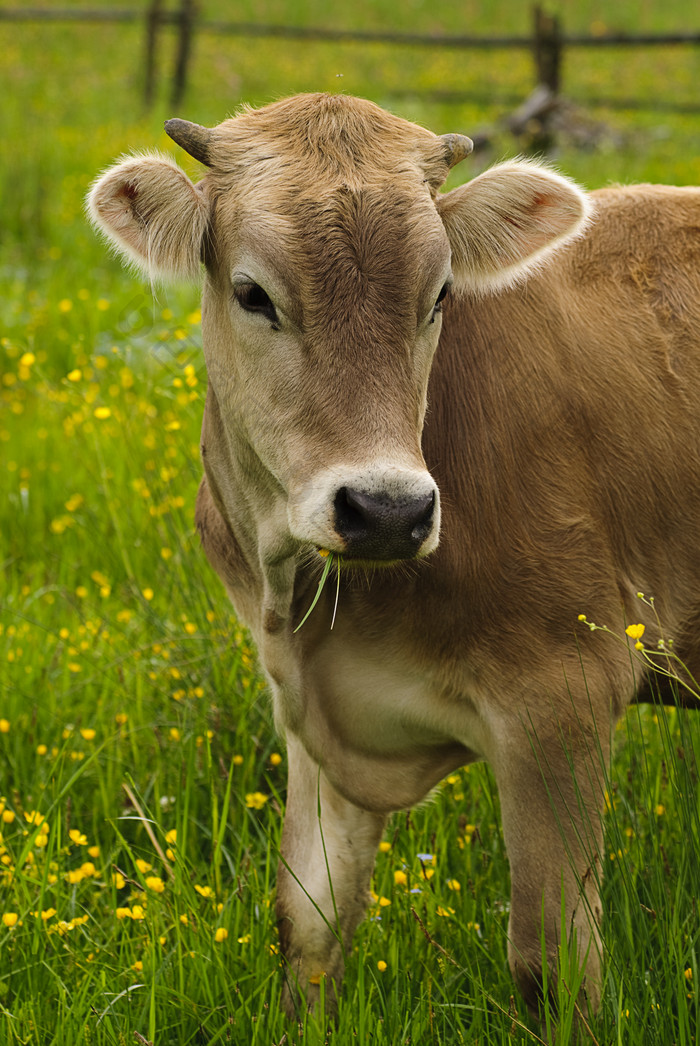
87,153 -> 209,282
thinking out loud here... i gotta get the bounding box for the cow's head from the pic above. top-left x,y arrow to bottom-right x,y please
89,94 -> 589,566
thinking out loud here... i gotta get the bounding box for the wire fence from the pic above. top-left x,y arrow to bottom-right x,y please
2,3 -> 699,109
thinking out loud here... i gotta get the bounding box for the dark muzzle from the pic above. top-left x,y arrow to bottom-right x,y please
333,486 -> 435,560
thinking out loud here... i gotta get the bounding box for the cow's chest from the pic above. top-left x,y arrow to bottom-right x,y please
266,628 -> 486,811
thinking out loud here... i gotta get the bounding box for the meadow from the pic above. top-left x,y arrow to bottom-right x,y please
1,2 -> 699,1043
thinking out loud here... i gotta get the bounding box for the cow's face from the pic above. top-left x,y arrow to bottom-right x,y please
89,94 -> 590,565
201,173 -> 453,561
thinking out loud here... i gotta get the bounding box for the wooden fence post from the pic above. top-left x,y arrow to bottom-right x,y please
144,0 -> 163,107
533,5 -> 562,93
171,0 -> 197,108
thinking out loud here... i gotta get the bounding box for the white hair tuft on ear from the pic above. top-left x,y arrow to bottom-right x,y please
87,152 -> 209,283
438,159 -> 592,296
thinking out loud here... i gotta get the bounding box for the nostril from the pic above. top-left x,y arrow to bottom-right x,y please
334,487 -> 374,538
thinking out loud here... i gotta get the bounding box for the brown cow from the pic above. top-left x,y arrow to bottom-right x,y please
88,92 -> 700,1022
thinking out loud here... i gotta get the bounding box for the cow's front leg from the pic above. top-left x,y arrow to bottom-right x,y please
493,709 -> 609,1024
276,734 -> 387,1016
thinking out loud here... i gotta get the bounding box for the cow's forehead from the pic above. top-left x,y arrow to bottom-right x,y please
201,92 -> 451,190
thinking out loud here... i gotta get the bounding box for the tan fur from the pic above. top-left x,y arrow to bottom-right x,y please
89,93 -> 700,1024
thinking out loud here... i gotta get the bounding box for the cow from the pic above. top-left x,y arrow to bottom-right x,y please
88,92 -> 700,1024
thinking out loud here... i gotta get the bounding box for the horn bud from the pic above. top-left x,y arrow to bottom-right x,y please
440,133 -> 474,170
164,119 -> 214,167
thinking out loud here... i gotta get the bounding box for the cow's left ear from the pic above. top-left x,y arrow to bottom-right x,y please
437,160 -> 591,295
87,153 -> 209,282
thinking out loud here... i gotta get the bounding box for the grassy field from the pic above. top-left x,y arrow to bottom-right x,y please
1,2 -> 700,1044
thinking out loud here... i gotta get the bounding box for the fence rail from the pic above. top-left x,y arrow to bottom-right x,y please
1,4 -> 699,108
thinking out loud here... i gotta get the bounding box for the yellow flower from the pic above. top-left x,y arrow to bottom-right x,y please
135,859 -> 152,874
214,927 -> 228,943
69,830 -> 87,846
132,960 -> 143,972
80,862 -> 98,877
245,792 -> 268,810
0,720 -> 9,733
447,879 -> 461,891
394,870 -> 408,886
66,869 -> 84,885
377,960 -> 388,972
88,845 -> 100,858
112,873 -> 125,890
93,406 -> 111,420
58,299 -> 73,313
2,912 -> 18,928
195,884 -> 214,898
130,905 -> 145,920
685,967 -> 693,981
378,841 -> 391,853
436,906 -> 455,917
80,728 -> 96,742
67,368 -> 82,382
378,897 -> 391,908
40,908 -> 57,921
19,352 -> 36,367
655,804 -> 665,816
165,829 -> 177,845
625,623 -> 645,641
36,744 -> 48,756
269,752 -> 283,767
2,810 -> 15,824
142,588 -> 154,601
169,728 -> 181,742
145,876 -> 165,893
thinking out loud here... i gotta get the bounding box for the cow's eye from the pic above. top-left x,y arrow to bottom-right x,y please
234,282 -> 279,326
430,282 -> 451,322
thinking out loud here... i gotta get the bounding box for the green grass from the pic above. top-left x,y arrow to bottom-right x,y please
1,3 -> 700,1043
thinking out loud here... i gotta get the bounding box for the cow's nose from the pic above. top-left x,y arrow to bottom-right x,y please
333,486 -> 435,560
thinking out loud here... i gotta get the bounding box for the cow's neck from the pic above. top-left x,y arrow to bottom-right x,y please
200,384 -> 303,626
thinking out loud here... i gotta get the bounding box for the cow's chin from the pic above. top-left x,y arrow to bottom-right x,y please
309,534 -> 440,571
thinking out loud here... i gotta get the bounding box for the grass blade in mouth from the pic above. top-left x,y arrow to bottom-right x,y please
294,550 -> 336,633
